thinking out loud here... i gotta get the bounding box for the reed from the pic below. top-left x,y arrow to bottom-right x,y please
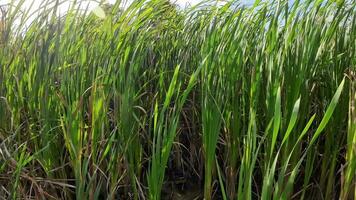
0,0 -> 355,199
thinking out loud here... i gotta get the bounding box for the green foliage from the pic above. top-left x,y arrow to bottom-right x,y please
0,0 -> 355,199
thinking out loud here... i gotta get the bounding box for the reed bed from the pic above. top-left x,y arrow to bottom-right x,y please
0,0 -> 355,199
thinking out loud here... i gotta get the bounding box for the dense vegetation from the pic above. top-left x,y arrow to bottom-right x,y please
0,0 -> 355,199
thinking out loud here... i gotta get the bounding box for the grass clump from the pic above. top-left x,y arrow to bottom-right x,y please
0,0 -> 355,199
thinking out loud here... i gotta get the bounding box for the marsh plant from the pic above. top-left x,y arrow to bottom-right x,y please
0,0 -> 355,199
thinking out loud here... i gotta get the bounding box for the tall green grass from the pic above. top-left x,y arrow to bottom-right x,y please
0,0 -> 355,199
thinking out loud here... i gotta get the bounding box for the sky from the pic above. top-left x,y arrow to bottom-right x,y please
0,0 -> 206,29
1,0 -> 261,18
1,0 -> 255,28
3,0 -> 229,12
